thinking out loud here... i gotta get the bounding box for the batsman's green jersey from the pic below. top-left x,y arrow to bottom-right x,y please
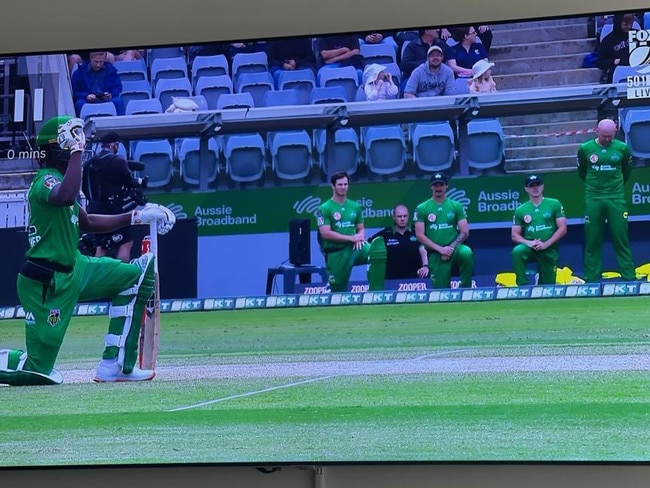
413,198 -> 474,288
26,169 -> 80,267
577,138 -> 635,282
512,197 -> 565,285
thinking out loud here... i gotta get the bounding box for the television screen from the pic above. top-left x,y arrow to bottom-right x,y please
0,4 -> 649,470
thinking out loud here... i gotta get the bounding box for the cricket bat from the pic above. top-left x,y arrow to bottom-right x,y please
139,221 -> 160,370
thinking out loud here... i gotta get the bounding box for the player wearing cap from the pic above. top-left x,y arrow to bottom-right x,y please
414,172 -> 474,288
0,116 -> 175,386
577,118 -> 636,282
511,175 -> 567,286
316,171 -> 387,292
82,131 -> 145,262
403,45 -> 456,98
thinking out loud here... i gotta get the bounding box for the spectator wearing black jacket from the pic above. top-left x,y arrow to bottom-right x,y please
267,37 -> 317,87
597,13 -> 635,83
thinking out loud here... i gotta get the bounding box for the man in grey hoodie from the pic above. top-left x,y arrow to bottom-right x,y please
404,45 -> 456,98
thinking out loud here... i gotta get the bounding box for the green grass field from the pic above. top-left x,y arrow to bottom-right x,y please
1,296 -> 649,466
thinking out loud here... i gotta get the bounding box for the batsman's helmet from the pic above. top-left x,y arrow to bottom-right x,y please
36,115 -> 74,169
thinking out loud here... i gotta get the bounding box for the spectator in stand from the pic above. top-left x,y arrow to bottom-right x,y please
597,13 -> 635,83
71,51 -> 125,116
400,28 -> 450,79
447,26 -> 489,78
187,42 -> 229,64
362,63 -> 399,100
317,35 -> 364,84
228,41 -> 267,61
267,37 -> 317,87
403,45 -> 456,98
68,49 -> 144,74
360,31 -> 398,51
440,25 -> 493,52
468,59 -> 497,93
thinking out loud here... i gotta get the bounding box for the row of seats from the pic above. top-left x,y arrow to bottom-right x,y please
121,119 -> 505,187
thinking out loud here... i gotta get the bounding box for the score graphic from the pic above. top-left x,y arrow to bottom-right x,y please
627,29 -> 650,99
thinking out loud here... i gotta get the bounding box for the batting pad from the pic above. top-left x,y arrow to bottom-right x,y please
103,252 -> 156,374
367,236 -> 387,291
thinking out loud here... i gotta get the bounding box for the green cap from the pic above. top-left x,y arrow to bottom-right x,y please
36,115 -> 72,147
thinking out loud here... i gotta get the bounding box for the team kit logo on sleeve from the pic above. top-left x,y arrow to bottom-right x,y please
43,175 -> 60,189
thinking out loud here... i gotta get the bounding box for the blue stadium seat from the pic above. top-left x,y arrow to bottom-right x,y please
150,57 -> 188,90
194,75 -> 233,109
231,51 -> 269,81
147,47 -> 184,66
317,65 -> 359,102
363,125 -> 406,175
125,98 -> 163,115
191,54 -> 229,88
79,101 -> 118,121
277,69 -> 316,104
411,122 -> 455,172
360,42 -> 397,65
454,77 -> 471,94
235,71 -> 274,108
120,80 -> 152,110
154,77 -> 192,111
466,118 -> 505,170
183,95 -> 209,111
309,86 -> 348,104
114,59 -> 148,82
224,134 -> 266,182
315,128 -> 360,176
382,62 -> 402,88
132,139 -> 174,187
623,108 -> 650,159
216,92 -> 255,110
262,88 -> 300,107
178,137 -> 221,186
269,130 -> 312,180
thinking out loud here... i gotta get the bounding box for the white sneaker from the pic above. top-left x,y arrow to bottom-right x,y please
93,358 -> 155,383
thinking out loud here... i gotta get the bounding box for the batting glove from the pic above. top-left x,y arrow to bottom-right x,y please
57,118 -> 86,153
131,203 -> 177,235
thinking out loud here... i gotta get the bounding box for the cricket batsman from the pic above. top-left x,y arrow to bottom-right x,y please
0,115 -> 175,386
577,118 -> 636,282
316,171 -> 386,292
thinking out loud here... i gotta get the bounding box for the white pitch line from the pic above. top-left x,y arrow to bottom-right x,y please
167,349 -> 465,413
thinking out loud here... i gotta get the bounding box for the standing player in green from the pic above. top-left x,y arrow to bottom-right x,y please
0,116 -> 175,386
316,171 -> 386,292
511,175 -> 567,285
414,172 -> 474,288
577,118 -> 636,282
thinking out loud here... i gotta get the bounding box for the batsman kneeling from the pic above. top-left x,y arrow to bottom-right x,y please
0,116 -> 176,386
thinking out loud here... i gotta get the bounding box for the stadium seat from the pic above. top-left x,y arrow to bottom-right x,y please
623,108 -> 650,159
216,92 -> 255,110
150,56 -> 189,90
277,69 -> 316,104
194,75 -> 233,109
224,134 -> 266,182
183,95 -> 209,111
363,125 -> 406,175
382,62 -> 402,89
147,47 -> 184,66
315,128 -> 360,176
191,54 -> 229,88
120,80 -> 152,110
317,65 -> 359,102
360,42 -> 397,65
125,98 -> 163,115
132,139 -> 174,187
178,137 -> 221,186
309,86 -> 348,104
79,101 -> 118,121
235,71 -> 274,108
262,88 -> 300,107
114,59 -> 148,82
411,122 -> 455,172
466,118 -> 505,170
269,130 -> 312,180
454,77 -> 471,94
231,51 -> 268,81
154,77 -> 192,111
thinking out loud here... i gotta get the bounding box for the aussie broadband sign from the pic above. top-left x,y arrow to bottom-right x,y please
151,168 -> 650,236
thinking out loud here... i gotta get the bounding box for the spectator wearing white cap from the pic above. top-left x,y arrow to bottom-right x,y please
468,59 -> 496,93
362,64 -> 399,101
403,45 -> 456,98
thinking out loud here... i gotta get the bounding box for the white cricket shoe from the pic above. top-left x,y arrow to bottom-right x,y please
93,358 -> 155,383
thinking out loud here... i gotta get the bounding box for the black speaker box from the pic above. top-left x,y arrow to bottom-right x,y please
289,219 -> 311,266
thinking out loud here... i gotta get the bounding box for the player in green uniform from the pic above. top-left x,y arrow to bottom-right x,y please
413,172 -> 474,288
511,175 -> 567,285
0,116 -> 176,386
577,118 -> 636,282
316,171 -> 386,292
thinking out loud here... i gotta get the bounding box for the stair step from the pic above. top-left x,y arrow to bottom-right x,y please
502,119 -> 596,135
491,17 -> 592,31
494,53 -> 589,75
490,39 -> 597,60
0,158 -> 37,174
504,155 -> 578,172
499,110 -> 597,126
506,133 -> 592,148
490,24 -> 591,46
494,69 -> 602,90
0,172 -> 34,191
505,143 -> 581,159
